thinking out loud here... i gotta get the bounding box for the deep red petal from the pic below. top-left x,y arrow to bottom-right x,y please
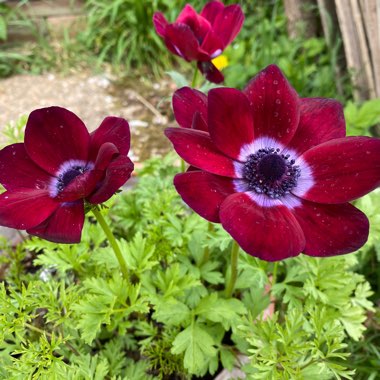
244,65 -> 300,145
208,88 -> 254,160
172,87 -> 208,130
201,1 -> 224,25
176,4 -> 211,41
294,137 -> 380,203
56,170 -> 100,202
200,29 -> 224,57
165,24 -> 202,61
27,201 -> 85,243
219,192 -> 305,261
212,4 -> 244,48
0,189 -> 58,229
56,143 -> 121,202
177,4 -> 198,23
192,112 -> 208,132
292,199 -> 369,257
287,98 -> 346,155
187,165 -> 199,172
153,12 -> 168,38
165,127 -> 239,178
0,143 -> 53,191
94,142 -> 119,171
89,117 -> 130,162
88,155 -> 134,204
24,107 -> 90,175
197,61 -> 224,84
174,171 -> 235,222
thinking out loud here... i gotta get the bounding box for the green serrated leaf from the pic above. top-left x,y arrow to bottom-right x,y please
153,298 -> 191,326
220,347 -> 236,371
171,322 -> 217,375
195,293 -> 247,329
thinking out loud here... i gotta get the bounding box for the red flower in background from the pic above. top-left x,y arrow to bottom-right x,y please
153,1 -> 244,84
166,65 -> 380,261
0,107 -> 134,243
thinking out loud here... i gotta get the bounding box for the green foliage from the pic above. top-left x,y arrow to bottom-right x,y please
0,114 -> 27,147
272,255 -> 373,340
73,274 -> 149,344
239,254 -> 375,379
0,1 -> 35,77
355,190 -> 380,262
347,191 -> 380,379
0,1 -> 100,77
81,0 -> 200,76
0,154 -> 377,379
344,98 -> 380,136
240,308 -> 354,380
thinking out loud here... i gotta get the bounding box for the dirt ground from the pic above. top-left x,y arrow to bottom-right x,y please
0,71 -> 175,162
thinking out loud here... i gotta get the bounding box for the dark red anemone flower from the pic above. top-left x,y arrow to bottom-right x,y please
153,1 -> 244,84
165,64 -> 380,261
0,107 -> 134,244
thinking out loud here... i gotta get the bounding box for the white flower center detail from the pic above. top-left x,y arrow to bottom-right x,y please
234,136 -> 314,208
49,159 -> 94,197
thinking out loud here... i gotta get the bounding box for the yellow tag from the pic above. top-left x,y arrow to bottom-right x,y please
211,55 -> 229,70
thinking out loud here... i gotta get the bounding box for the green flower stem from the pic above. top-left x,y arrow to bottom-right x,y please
180,158 -> 186,172
191,63 -> 199,88
225,240 -> 240,298
25,322 -> 47,336
201,222 -> 214,266
272,262 -> 278,285
92,207 -> 129,281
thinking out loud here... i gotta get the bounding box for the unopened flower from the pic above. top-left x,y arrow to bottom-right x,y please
0,107 -> 134,243
166,65 -> 380,261
153,1 -> 244,84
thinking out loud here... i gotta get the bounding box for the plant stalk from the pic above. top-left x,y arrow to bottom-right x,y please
201,222 -> 214,266
92,207 -> 129,280
225,240 -> 240,298
191,63 -> 199,88
25,322 -> 79,356
272,262 -> 278,285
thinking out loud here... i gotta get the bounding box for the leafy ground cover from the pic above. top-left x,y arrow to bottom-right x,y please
0,153 -> 378,379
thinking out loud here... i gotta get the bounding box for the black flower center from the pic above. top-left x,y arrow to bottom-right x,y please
56,165 -> 88,192
242,147 -> 301,199
257,154 -> 286,182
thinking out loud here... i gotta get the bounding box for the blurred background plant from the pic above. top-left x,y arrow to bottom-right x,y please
0,0 -> 34,76
223,0 -> 350,100
0,0 -> 376,102
80,0 -> 202,77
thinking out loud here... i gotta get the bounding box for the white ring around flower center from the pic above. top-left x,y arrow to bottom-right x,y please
233,136 -> 315,208
49,159 -> 94,198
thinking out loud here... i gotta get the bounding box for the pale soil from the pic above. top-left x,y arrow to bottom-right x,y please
0,70 -> 175,162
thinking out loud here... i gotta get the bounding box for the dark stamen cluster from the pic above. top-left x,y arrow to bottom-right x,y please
242,147 -> 300,199
56,165 -> 87,192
